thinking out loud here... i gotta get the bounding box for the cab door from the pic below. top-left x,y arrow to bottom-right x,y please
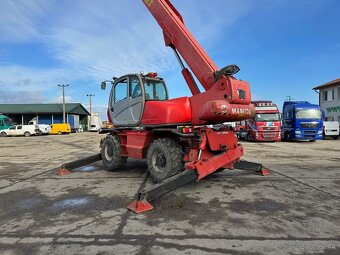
16,125 -> 24,136
109,75 -> 144,126
7,126 -> 17,136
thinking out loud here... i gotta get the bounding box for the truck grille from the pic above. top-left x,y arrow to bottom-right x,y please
262,127 -> 276,131
262,132 -> 276,138
303,130 -> 316,139
301,122 -> 318,129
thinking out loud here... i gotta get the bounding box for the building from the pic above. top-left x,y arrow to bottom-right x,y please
313,78 -> 340,122
0,103 -> 90,130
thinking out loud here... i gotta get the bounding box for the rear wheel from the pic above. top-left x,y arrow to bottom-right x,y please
101,135 -> 126,170
0,132 -> 7,137
24,132 -> 31,137
147,138 -> 184,183
284,132 -> 291,141
246,133 -> 253,142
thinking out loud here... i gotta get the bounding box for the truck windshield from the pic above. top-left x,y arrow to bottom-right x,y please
4,118 -> 12,126
143,79 -> 167,100
296,109 -> 322,119
254,113 -> 280,122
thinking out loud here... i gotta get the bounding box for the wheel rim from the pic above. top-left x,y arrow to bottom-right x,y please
104,144 -> 113,161
152,150 -> 166,173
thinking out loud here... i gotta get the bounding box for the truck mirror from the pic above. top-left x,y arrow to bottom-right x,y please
101,81 -> 106,90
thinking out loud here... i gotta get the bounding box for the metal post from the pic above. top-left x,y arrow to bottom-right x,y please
58,84 -> 69,123
86,94 -> 95,131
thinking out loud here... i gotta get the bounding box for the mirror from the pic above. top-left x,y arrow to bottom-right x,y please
101,81 -> 106,90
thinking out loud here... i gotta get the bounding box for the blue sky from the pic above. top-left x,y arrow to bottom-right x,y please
0,0 -> 340,119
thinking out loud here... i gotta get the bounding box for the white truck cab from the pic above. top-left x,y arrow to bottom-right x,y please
28,120 -> 51,135
0,125 -> 39,137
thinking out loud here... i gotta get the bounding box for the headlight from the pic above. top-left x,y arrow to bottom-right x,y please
295,130 -> 301,134
317,130 -> 323,134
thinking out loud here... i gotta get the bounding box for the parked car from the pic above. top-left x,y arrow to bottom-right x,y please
323,121 -> 339,140
0,125 -> 39,137
49,123 -> 71,135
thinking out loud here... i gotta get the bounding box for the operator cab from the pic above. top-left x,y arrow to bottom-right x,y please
107,72 -> 169,126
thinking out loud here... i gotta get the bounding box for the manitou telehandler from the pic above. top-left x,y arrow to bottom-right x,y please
58,0 -> 268,213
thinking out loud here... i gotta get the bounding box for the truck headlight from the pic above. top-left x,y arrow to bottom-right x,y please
317,130 -> 323,134
295,130 -> 301,134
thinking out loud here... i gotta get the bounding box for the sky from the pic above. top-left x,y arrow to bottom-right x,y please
0,0 -> 340,119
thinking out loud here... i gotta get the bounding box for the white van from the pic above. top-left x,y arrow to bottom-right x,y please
0,125 -> 39,137
89,113 -> 102,132
28,118 -> 51,135
323,121 -> 339,140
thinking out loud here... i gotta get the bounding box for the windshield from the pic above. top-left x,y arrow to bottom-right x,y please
254,113 -> 280,122
296,109 -> 322,119
4,118 -> 12,126
142,78 -> 167,100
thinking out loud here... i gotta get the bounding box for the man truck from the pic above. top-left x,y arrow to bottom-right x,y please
239,101 -> 281,141
282,101 -> 323,141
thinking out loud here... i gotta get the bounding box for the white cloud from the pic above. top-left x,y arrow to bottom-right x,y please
0,0 -> 51,42
49,95 -> 73,104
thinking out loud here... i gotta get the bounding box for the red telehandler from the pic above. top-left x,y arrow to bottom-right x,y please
58,0 -> 268,213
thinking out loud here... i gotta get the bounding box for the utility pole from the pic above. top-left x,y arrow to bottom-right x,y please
58,84 -> 69,123
86,94 -> 95,130
286,96 -> 294,102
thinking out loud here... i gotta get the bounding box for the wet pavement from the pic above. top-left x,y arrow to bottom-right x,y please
0,132 -> 339,254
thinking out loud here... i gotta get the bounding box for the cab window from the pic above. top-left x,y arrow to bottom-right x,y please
114,78 -> 128,103
17,126 -> 22,129
143,79 -> 167,100
9,126 -> 16,130
129,76 -> 142,98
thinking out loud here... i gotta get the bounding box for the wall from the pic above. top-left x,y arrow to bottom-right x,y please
319,84 -> 340,122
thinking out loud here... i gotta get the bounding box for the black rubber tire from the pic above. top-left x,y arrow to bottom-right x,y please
101,135 -> 126,170
24,132 -> 31,137
309,140 -> 316,142
147,138 -> 184,183
246,133 -> 253,142
0,132 -> 7,137
333,136 -> 339,140
284,132 -> 291,141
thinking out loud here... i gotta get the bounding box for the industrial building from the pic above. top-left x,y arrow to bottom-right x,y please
0,103 -> 90,131
313,78 -> 340,122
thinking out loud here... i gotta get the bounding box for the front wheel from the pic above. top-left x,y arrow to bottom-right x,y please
147,138 -> 184,183
0,132 -> 7,137
100,135 -> 126,170
24,132 -> 31,137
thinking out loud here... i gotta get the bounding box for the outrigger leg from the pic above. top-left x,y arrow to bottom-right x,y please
127,170 -> 198,213
56,153 -> 102,175
127,159 -> 269,213
234,160 -> 269,176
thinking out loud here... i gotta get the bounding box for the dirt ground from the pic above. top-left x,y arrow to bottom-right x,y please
0,132 -> 339,255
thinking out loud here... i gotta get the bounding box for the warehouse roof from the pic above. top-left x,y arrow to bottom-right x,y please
0,103 -> 90,116
313,78 -> 340,90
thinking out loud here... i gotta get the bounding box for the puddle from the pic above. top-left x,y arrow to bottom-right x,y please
52,197 -> 92,209
73,165 -> 97,172
15,198 -> 44,210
